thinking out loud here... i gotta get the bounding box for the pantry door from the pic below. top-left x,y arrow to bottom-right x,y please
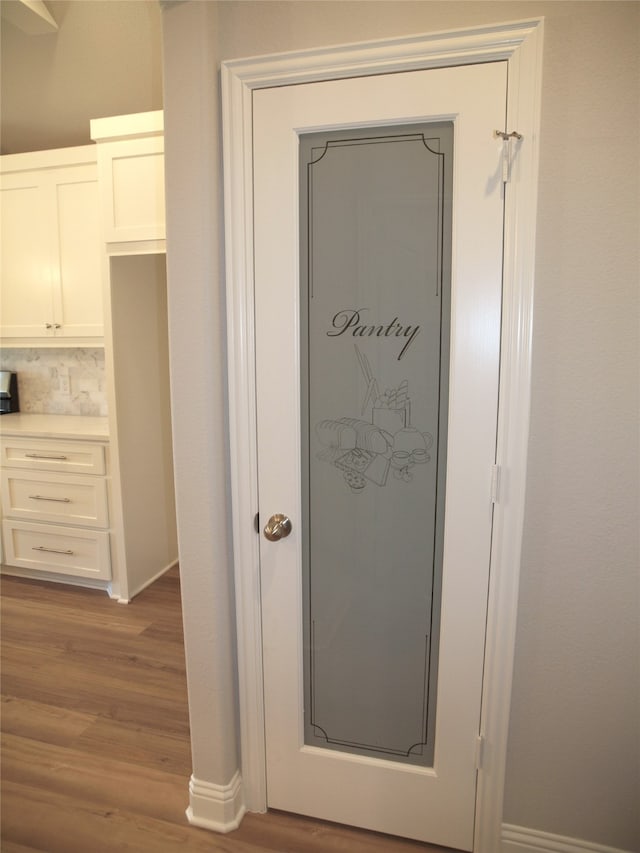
253,61 -> 506,851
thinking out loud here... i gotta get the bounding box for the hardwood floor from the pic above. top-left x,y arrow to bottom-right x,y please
1,567 -> 458,852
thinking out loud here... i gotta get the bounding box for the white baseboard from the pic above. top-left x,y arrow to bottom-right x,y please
1,563 -> 110,594
502,824 -> 635,853
185,771 -> 246,833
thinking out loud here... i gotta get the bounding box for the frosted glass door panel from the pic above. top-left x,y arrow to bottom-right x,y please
301,124 -> 453,766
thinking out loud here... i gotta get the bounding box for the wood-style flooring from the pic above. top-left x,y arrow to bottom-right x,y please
1,566 -> 459,852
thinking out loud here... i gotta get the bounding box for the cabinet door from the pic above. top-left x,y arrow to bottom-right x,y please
96,137 -> 166,243
53,165 -> 103,337
1,469 -> 109,528
0,159 -> 103,342
0,437 -> 106,475
0,173 -> 55,337
2,519 -> 111,580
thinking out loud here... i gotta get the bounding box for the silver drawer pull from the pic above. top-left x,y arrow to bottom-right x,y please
24,453 -> 68,461
32,545 -> 74,556
29,495 -> 72,503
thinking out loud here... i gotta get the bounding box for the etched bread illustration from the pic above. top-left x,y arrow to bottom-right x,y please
337,417 -> 392,454
316,418 -> 392,455
316,419 -> 357,450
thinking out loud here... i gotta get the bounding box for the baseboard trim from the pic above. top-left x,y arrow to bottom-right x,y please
1,563 -> 110,594
117,558 -> 179,603
502,824 -> 634,853
186,771 -> 246,833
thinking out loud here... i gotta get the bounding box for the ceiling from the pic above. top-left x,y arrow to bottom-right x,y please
0,0 -> 163,154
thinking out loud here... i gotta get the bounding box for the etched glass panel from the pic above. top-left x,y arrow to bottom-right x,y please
300,124 -> 453,766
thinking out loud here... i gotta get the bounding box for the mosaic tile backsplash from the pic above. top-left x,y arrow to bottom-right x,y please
0,348 -> 107,416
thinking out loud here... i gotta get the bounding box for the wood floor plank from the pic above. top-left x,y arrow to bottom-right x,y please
76,716 -> 193,776
1,657 -> 190,735
1,781 -> 256,853
0,840 -> 45,853
140,618 -> 189,645
2,732 -> 190,825
235,811 -> 454,853
0,696 -> 95,746
1,566 -> 457,852
0,638 -> 64,668
1,594 -> 151,635
2,621 -> 187,695
0,696 -> 192,777
61,632 -> 188,681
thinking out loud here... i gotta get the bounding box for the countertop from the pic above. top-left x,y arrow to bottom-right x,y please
0,414 -> 109,441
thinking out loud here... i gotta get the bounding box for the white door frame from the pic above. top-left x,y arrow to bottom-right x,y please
221,18 -> 543,853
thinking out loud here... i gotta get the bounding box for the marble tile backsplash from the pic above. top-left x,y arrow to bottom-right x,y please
0,348 -> 107,416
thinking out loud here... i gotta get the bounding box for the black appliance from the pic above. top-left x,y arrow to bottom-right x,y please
0,371 -> 19,414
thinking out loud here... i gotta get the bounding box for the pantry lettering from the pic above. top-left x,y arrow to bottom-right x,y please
326,309 -> 420,361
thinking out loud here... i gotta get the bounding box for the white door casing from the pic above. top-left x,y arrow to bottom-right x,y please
222,19 -> 543,853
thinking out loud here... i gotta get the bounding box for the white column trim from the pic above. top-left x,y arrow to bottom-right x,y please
474,17 -> 545,852
222,18 -> 544,852
185,771 -> 246,833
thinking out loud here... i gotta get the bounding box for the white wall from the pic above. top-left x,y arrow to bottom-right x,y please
161,2 -> 639,850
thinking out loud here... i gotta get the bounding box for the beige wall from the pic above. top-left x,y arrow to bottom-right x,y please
0,0 -> 163,153
162,2 -> 639,849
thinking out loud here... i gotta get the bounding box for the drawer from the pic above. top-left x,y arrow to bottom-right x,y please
2,519 -> 111,581
1,437 -> 106,475
1,470 -> 109,528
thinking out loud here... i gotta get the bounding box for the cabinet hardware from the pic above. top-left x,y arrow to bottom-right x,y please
32,545 -> 74,555
28,495 -> 71,503
24,453 -> 68,460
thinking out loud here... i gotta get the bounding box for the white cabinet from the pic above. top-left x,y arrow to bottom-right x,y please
0,146 -> 103,343
2,470 -> 108,527
88,112 -> 177,603
90,111 -> 165,246
1,434 -> 111,583
0,112 -> 177,602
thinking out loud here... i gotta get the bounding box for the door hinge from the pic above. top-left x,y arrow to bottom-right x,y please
494,129 -> 523,184
490,464 -> 500,504
475,734 -> 485,771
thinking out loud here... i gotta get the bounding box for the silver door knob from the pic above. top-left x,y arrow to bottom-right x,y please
263,513 -> 292,542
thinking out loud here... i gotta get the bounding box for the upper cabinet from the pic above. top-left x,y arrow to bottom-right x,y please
0,112 -> 166,347
90,111 -> 165,249
0,146 -> 103,343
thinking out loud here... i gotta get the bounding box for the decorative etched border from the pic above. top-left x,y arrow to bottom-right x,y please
302,128 -> 448,764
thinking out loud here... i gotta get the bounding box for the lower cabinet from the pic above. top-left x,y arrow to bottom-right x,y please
2,520 -> 111,581
0,435 -> 111,584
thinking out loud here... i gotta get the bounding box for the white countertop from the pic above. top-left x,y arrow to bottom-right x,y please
0,413 -> 109,441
